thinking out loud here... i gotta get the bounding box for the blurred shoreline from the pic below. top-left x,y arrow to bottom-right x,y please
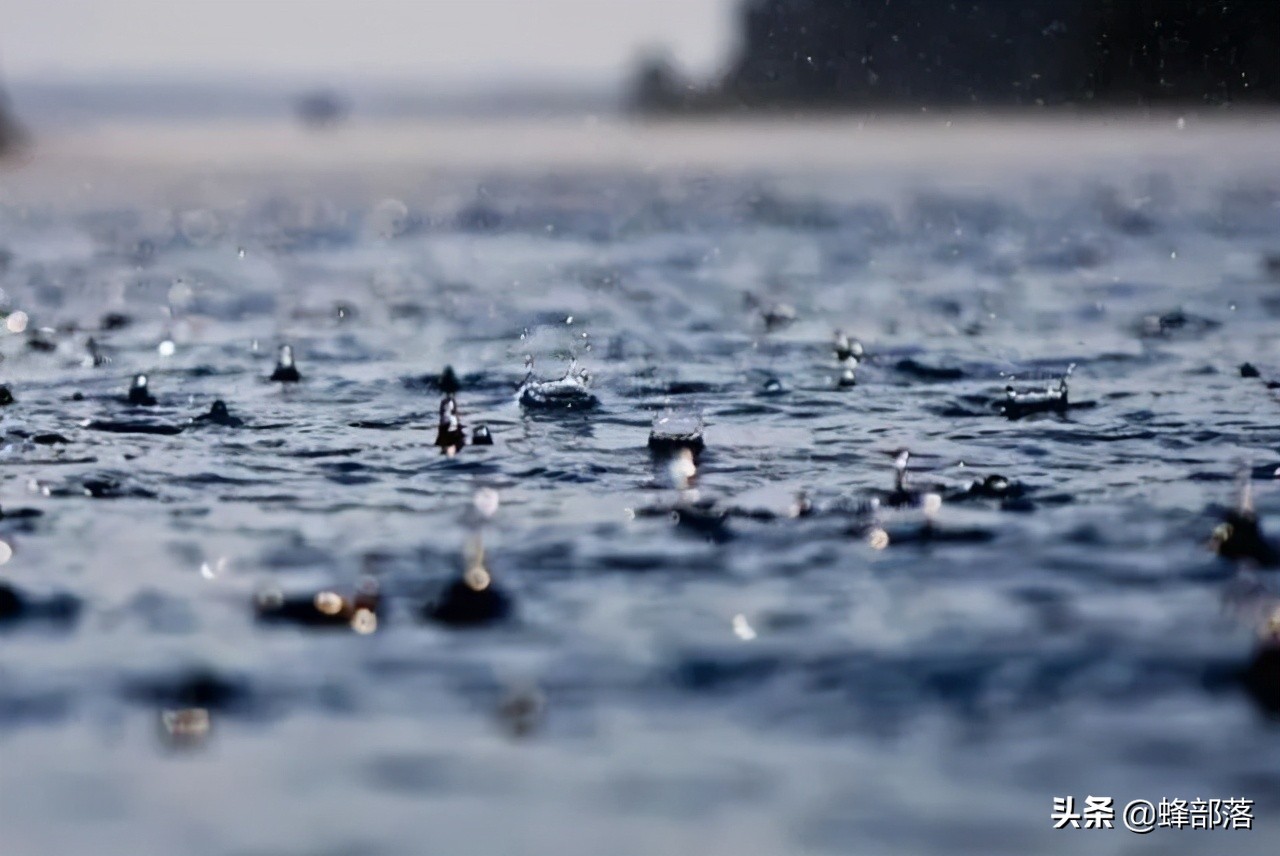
1,112 -> 1276,195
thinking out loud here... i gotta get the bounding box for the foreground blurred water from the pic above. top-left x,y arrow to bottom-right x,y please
0,116 -> 1279,855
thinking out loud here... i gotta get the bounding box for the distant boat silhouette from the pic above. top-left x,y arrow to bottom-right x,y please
295,89 -> 349,129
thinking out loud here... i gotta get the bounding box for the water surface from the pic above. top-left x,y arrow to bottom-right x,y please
1,116 -> 1279,855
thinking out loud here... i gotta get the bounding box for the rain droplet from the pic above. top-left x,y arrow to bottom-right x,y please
128,373 -> 157,406
270,344 -> 301,382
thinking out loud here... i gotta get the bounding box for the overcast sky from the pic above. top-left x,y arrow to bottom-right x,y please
4,0 -> 738,84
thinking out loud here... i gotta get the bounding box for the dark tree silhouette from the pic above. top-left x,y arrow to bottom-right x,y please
0,71 -> 23,156
634,0 -> 1280,111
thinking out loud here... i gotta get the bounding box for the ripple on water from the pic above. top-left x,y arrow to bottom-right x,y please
1,154 -> 1279,853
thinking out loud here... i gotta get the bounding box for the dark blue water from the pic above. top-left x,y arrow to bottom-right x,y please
1,126 -> 1279,855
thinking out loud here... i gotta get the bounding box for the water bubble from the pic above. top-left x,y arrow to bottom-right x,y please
732,614 -> 757,641
517,358 -> 599,411
5,311 -> 28,333
351,609 -> 377,634
314,591 -> 344,616
158,340 -> 176,357
464,565 -> 491,592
